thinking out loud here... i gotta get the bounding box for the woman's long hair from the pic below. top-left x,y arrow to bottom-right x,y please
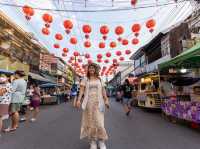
86,63 -> 100,79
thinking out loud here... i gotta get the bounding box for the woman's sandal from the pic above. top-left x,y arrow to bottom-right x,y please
3,127 -> 17,133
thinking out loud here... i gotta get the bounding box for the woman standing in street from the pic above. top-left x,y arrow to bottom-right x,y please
77,63 -> 109,149
0,74 -> 12,136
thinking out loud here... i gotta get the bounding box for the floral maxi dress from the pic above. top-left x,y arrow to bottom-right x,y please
80,79 -> 108,140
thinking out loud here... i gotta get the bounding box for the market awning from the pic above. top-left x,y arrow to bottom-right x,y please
0,69 -> 14,74
159,43 -> 200,70
41,73 -> 57,83
40,83 -> 63,88
29,72 -> 55,83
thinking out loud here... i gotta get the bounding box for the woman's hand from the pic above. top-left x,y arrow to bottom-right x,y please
76,100 -> 81,109
105,100 -> 110,109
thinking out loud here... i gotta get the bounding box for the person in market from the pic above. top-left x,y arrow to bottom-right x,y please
20,83 -> 41,122
28,84 -> 41,122
70,83 -> 78,107
20,84 -> 34,122
0,74 -> 12,137
160,76 -> 173,100
4,70 -> 27,132
121,79 -> 133,116
76,63 -> 109,149
115,85 -> 123,103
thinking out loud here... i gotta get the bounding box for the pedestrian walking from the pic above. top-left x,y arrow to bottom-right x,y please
0,74 -> 12,137
70,84 -> 78,107
20,83 -> 41,123
77,63 -> 109,149
29,84 -> 41,122
4,70 -> 27,132
121,79 -> 133,116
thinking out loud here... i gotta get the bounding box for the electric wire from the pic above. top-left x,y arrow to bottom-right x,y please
0,0 -> 186,12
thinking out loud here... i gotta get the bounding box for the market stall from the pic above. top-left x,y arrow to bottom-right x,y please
137,73 -> 162,109
40,83 -> 67,105
159,43 -> 200,126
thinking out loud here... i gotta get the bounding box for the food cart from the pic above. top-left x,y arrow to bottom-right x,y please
40,83 -> 64,105
159,43 -> 200,127
137,73 -> 162,109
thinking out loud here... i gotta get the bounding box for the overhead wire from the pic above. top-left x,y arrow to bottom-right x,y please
0,0 -> 187,12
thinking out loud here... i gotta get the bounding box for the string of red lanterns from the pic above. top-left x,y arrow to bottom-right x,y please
21,4 -> 158,76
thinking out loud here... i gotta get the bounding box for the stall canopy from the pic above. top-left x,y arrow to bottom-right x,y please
0,69 -> 14,75
40,83 -> 63,88
159,43 -> 200,70
29,72 -> 55,83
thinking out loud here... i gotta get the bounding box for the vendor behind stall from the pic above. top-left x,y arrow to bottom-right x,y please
160,77 -> 173,99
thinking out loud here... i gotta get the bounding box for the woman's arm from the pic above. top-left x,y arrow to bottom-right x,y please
102,87 -> 109,102
76,85 -> 85,108
77,85 -> 85,102
102,87 -> 110,109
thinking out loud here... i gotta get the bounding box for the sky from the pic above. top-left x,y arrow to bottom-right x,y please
0,0 -> 193,78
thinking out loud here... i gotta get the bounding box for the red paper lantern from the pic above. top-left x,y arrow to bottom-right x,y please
115,26 -> 124,35
97,54 -> 103,59
99,42 -> 106,49
97,59 -> 102,63
132,23 -> 141,33
42,28 -> 50,35
73,51 -> 79,57
116,51 -> 122,56
85,53 -> 90,59
82,25 -> 92,34
63,48 -> 69,53
70,56 -> 75,61
106,52 -> 111,58
132,38 -> 139,45
88,59 -> 93,64
146,19 -> 156,29
23,5 -> 34,16
70,37 -> 77,45
119,57 -> 125,61
63,20 -> 73,29
84,41 -> 91,48
104,59 -> 109,63
131,0 -> 138,6
53,44 -> 60,49
55,33 -> 63,40
122,39 -> 129,45
113,59 -> 118,64
125,49 -> 131,55
42,13 -> 53,23
110,41 -> 117,48
100,25 -> 109,35
68,60 -> 72,63
22,5 -> 34,20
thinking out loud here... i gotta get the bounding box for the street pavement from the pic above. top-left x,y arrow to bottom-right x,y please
0,99 -> 200,149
